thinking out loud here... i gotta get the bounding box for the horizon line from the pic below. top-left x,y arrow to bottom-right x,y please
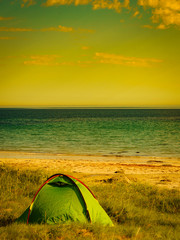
0,105 -> 180,109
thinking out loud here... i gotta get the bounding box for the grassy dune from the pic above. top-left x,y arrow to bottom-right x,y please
0,165 -> 179,240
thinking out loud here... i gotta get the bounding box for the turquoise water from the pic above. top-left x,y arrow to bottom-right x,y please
0,108 -> 180,157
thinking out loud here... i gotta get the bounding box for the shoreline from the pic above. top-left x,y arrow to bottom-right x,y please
0,150 -> 180,190
0,150 -> 180,161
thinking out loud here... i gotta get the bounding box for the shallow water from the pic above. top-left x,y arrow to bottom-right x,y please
0,108 -> 179,157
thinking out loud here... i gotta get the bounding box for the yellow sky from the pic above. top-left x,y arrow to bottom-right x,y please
0,0 -> 180,107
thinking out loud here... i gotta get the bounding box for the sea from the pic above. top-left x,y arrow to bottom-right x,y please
0,108 -> 180,158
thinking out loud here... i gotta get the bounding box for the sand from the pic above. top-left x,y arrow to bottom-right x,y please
0,151 -> 180,190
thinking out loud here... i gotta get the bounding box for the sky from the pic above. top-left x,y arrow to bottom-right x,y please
0,0 -> 180,108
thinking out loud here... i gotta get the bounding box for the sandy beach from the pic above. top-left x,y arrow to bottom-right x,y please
0,151 -> 179,190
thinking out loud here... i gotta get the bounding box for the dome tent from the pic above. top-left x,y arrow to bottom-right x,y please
17,174 -> 113,226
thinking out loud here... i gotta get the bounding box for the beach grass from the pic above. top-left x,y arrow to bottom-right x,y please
0,165 -> 179,240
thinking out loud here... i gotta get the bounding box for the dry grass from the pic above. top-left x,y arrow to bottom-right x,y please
0,165 -> 180,240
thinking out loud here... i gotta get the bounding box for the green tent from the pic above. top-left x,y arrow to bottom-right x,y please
17,174 -> 113,226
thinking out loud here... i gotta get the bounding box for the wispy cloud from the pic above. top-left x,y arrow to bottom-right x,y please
43,0 -> 180,30
23,55 -> 92,67
143,25 -> 153,29
41,25 -> 94,33
0,16 -> 14,21
56,25 -> 73,32
24,55 -> 61,66
41,26 -> 73,32
0,25 -> 94,33
92,0 -> 130,13
18,0 -> 180,29
0,27 -> 34,32
42,0 -> 91,7
21,0 -> 36,7
20,0 -> 130,11
157,23 -> 168,30
133,10 -> 140,17
95,52 -> 162,67
41,0 -> 130,13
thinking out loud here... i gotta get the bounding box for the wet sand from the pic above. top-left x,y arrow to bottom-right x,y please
0,151 -> 180,190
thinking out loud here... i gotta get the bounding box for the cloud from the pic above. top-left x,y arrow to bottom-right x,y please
0,16 -> 14,21
0,27 -> 34,32
42,0 -> 91,7
138,0 -> 180,28
41,25 -> 94,33
41,25 -> 73,32
58,25 -> 73,32
42,0 -> 130,12
143,23 -> 170,30
24,55 -> 61,66
133,10 -> 139,17
23,55 -> 92,67
156,23 -> 168,30
0,25 -> 94,33
17,0 -> 180,30
19,0 -> 130,12
143,25 -> 153,29
92,0 -> 129,13
61,60 -> 92,66
95,52 -> 162,67
21,0 -> 36,7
